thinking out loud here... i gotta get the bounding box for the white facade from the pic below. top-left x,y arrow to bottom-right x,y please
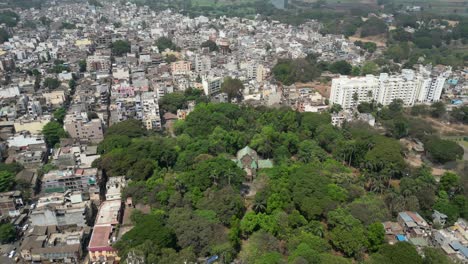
330,66 -> 451,109
202,76 -> 223,96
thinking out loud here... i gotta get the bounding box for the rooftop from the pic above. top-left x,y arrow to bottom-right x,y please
88,224 -> 114,251
95,200 -> 121,225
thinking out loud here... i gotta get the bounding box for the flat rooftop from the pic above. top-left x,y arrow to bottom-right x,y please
88,225 -> 113,252
95,200 -> 121,225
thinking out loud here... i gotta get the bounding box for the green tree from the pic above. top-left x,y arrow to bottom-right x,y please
43,78 -> 61,89
329,60 -> 352,75
201,39 -> 219,52
361,17 -> 388,37
369,242 -> 422,264
424,137 -> 464,164
0,11 -> 19,27
361,61 -> 379,75
439,172 -> 460,193
111,40 -> 131,56
221,77 -> 244,102
53,108 -> 67,124
0,223 -> 15,243
159,92 -> 187,113
105,119 -> 145,138
0,29 -> 10,44
0,171 -> 15,192
114,213 -> 176,261
367,222 -> 385,252
430,102 -> 446,118
42,121 -> 68,147
155,37 -> 178,51
78,60 -> 87,72
97,135 -> 132,154
422,247 -> 455,264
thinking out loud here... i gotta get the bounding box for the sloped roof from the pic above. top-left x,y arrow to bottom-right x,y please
258,159 -> 273,168
236,146 -> 256,160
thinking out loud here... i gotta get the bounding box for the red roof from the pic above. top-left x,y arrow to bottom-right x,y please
88,225 -> 114,252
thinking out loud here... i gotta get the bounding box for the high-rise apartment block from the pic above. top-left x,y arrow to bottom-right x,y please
330,65 -> 451,109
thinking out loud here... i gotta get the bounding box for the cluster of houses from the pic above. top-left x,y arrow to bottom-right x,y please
383,211 -> 468,262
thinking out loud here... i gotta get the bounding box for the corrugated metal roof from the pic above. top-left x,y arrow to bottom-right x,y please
398,212 -> 413,223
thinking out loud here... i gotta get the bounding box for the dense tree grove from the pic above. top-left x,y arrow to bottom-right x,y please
111,40 -> 131,56
93,102 -> 466,263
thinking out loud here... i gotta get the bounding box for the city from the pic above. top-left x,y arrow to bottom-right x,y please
0,0 -> 466,263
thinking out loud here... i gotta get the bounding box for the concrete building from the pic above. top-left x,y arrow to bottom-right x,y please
64,112 -> 104,143
202,76 -> 223,96
87,55 -> 111,72
194,54 -> 211,74
330,66 -> 451,109
105,176 -> 126,201
13,116 -> 51,134
88,200 -> 122,263
43,90 -> 67,107
42,168 -> 97,193
171,60 -> 192,75
30,192 -> 94,227
20,225 -> 87,263
0,191 -> 23,217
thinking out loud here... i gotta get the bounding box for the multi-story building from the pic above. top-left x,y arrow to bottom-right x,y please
29,192 -> 94,227
416,65 -> 452,103
202,76 -> 223,96
20,226 -> 87,263
88,200 -> 122,263
0,191 -> 23,217
42,168 -> 97,193
171,60 -> 192,75
330,66 -> 451,109
194,54 -> 211,74
86,55 -> 111,72
64,112 -> 104,143
138,92 -> 161,130
330,75 -> 379,109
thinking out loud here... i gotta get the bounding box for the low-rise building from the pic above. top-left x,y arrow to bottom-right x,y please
88,200 -> 122,263
0,190 -> 23,217
20,225 -> 88,263
13,116 -> 51,135
30,191 -> 94,227
42,168 -> 97,193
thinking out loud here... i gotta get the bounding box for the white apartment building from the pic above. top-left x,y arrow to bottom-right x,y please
330,75 -> 379,109
202,76 -> 223,96
138,92 -> 161,130
330,65 -> 451,109
194,54 -> 211,74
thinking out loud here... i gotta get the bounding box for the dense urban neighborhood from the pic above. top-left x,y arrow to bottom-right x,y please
0,0 -> 466,263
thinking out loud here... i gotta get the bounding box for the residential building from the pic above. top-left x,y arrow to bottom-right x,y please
42,168 -> 97,193
43,90 -> 67,107
88,200 -> 122,263
20,225 -> 87,263
87,55 -> 111,72
0,191 -> 23,217
64,112 -> 104,143
105,176 -> 126,201
330,66 -> 451,109
13,116 -> 51,134
30,191 -> 94,227
202,76 -> 223,96
194,54 -> 211,74
171,60 -> 192,75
